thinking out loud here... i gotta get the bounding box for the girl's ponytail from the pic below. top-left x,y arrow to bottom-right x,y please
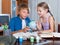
48,10 -> 55,21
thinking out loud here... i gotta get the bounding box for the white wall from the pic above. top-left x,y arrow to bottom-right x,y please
28,0 -> 39,21
0,0 -> 2,14
28,0 -> 59,32
57,0 -> 60,24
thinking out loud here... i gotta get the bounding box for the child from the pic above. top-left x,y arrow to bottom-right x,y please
9,4 -> 31,34
36,2 -> 55,33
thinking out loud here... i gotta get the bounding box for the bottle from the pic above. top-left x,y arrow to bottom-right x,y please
4,23 -> 8,31
30,37 -> 34,43
3,23 -> 9,36
36,36 -> 40,43
19,37 -> 23,43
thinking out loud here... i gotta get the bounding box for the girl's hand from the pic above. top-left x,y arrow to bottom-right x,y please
36,21 -> 42,30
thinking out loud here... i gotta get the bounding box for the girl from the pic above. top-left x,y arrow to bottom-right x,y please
36,2 -> 55,33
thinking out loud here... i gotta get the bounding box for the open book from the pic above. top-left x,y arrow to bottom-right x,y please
13,32 -> 60,39
40,32 -> 60,38
13,32 -> 38,39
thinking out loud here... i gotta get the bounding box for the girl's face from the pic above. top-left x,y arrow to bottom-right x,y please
37,7 -> 48,17
19,8 -> 29,19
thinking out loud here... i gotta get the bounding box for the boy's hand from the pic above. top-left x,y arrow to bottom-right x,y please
23,26 -> 30,32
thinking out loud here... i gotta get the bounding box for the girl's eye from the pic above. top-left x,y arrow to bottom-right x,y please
39,10 -> 41,12
38,10 -> 41,12
37,9 -> 41,12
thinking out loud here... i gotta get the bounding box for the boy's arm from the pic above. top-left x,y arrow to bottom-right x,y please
11,26 -> 30,34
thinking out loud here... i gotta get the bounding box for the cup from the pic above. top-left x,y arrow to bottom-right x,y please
30,37 -> 34,43
19,37 -> 23,43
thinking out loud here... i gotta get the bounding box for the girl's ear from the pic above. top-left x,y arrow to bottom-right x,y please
45,9 -> 48,13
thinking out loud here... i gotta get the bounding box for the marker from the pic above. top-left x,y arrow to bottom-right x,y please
30,37 -> 34,43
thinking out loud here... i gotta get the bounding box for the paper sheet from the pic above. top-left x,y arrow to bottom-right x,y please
53,32 -> 60,37
13,32 -> 38,39
40,33 -> 53,38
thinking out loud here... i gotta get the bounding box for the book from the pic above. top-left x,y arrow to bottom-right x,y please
13,32 -> 60,39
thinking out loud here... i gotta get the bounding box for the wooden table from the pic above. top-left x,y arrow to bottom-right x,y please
14,37 -> 60,45
15,39 -> 53,45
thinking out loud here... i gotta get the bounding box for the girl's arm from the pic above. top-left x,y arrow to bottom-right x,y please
40,16 -> 54,33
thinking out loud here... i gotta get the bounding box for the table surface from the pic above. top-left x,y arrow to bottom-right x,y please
15,39 -> 53,45
14,37 -> 60,45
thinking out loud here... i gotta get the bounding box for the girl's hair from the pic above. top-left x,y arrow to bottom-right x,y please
37,2 -> 55,20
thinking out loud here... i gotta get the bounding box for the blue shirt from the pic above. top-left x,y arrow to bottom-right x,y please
9,16 -> 31,32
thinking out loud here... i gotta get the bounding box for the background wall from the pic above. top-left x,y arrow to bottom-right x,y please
28,0 -> 60,32
0,0 -> 2,14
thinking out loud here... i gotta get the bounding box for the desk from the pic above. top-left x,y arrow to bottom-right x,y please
15,39 -> 53,45
41,37 -> 60,45
13,32 -> 60,45
14,37 -> 60,45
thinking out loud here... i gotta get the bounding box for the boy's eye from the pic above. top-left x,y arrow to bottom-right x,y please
22,11 -> 28,13
23,12 -> 25,13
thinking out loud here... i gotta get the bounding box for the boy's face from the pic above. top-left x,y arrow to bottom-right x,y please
19,8 -> 29,19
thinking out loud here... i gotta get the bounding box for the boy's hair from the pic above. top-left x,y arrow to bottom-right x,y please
18,3 -> 29,13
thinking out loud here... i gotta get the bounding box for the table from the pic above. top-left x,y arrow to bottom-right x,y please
14,37 -> 60,45
15,39 -> 53,45
13,31 -> 60,45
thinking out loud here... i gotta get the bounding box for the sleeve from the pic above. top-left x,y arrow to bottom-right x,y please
9,18 -> 15,32
28,18 -> 31,23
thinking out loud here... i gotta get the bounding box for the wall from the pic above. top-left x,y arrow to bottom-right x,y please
57,0 -> 60,24
28,0 -> 39,21
0,0 -> 2,14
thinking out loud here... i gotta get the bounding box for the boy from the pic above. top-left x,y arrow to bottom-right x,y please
9,4 -> 31,34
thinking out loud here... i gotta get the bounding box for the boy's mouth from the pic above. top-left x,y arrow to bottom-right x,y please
23,16 -> 27,18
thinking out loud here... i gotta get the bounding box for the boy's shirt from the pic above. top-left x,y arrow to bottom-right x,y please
9,16 -> 31,32
22,19 -> 26,29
